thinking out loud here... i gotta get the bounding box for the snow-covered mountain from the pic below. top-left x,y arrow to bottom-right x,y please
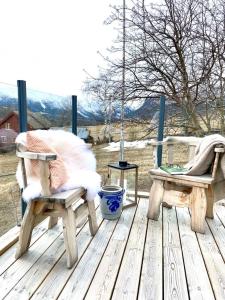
0,83 -> 170,125
0,83 -> 106,125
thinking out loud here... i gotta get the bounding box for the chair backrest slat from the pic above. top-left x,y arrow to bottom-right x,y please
212,146 -> 225,179
39,160 -> 51,196
167,144 -> 174,165
21,158 -> 27,188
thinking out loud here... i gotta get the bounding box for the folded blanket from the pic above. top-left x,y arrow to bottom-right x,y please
16,129 -> 101,202
185,134 -> 225,176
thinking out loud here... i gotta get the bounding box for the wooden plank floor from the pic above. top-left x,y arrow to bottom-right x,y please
0,197 -> 225,299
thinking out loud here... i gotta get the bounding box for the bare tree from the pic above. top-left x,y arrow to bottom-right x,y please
202,0 -> 225,133
83,70 -> 119,141
124,0 -> 222,134
84,0 -> 225,136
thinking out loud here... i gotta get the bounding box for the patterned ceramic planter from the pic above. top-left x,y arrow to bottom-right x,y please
98,185 -> 124,220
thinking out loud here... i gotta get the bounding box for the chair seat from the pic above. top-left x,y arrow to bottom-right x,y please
36,187 -> 86,207
15,185 -> 98,268
150,168 -> 214,186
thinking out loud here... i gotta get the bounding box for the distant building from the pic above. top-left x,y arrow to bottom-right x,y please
0,111 -> 51,133
0,128 -> 17,152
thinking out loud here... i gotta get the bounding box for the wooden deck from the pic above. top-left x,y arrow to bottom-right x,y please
0,195 -> 225,299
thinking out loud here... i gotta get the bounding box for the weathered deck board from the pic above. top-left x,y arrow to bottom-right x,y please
111,198 -> 148,300
4,205 -> 100,300
215,203 -> 225,225
197,218 -> 225,299
138,207 -> 163,300
58,219 -> 118,299
207,211 -> 225,261
85,205 -> 137,300
0,225 -> 20,256
0,198 -> 225,300
6,205 -> 101,300
5,234 -> 65,300
0,218 -> 49,275
163,207 -> 189,300
31,207 -> 103,300
0,223 -> 62,299
176,207 -> 215,300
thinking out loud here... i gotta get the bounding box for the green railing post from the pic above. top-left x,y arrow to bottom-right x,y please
17,80 -> 28,217
72,95 -> 77,135
157,95 -> 166,167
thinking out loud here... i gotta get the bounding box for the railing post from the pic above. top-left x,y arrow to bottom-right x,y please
157,95 -> 166,167
17,80 -> 28,217
17,80 -> 28,133
72,95 -> 77,135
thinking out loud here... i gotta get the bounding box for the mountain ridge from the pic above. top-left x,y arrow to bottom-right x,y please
0,83 -> 169,126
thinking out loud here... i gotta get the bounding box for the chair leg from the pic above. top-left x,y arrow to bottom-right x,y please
205,186 -> 214,219
147,179 -> 164,220
48,216 -> 58,229
62,206 -> 78,268
190,187 -> 207,234
87,200 -> 98,236
15,201 -> 36,259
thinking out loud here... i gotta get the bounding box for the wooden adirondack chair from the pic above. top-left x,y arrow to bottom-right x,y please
148,137 -> 225,233
15,147 -> 98,268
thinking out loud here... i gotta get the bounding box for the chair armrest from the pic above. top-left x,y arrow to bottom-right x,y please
150,136 -> 201,147
149,140 -> 164,146
214,146 -> 225,153
212,146 -> 225,179
16,151 -> 57,161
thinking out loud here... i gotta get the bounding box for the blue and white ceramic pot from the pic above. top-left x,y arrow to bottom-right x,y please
98,185 -> 124,220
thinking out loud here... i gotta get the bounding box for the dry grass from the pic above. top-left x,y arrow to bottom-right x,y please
0,152 -> 21,235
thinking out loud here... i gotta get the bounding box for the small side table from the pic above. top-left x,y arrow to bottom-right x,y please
107,162 -> 138,209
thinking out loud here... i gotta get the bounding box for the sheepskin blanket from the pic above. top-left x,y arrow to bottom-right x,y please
16,129 -> 101,202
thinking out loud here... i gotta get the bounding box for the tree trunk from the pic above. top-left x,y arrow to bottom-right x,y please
182,97 -> 204,136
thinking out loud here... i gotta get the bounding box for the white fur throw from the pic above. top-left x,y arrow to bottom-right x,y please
16,129 -> 101,202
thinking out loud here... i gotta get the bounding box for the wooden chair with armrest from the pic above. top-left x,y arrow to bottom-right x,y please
147,137 -> 225,233
15,147 -> 98,268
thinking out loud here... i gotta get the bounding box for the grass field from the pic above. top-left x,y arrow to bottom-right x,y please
0,142 -> 189,236
0,152 -> 20,236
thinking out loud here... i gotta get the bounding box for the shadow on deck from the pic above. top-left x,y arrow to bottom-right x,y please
0,194 -> 225,299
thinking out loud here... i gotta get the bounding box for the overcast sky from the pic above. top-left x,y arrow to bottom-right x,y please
0,0 -> 121,98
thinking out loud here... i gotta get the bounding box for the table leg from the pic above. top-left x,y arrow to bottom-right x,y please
120,170 -> 124,189
135,167 -> 138,205
107,166 -> 111,185
123,168 -> 138,209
